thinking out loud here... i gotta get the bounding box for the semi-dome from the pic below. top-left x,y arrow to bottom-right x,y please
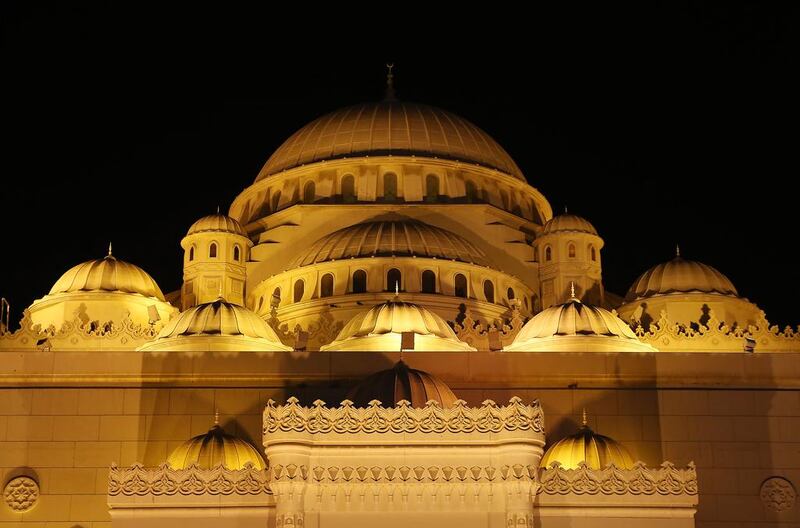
540,213 -> 598,236
256,100 -> 525,181
187,213 -> 247,237
347,360 -> 459,408
320,298 -> 475,352
625,254 -> 738,301
289,217 -> 490,269
49,252 -> 165,300
505,294 -> 657,352
540,413 -> 635,470
138,298 -> 291,352
167,420 -> 265,470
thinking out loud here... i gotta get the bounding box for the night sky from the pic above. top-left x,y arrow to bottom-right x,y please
2,4 -> 797,328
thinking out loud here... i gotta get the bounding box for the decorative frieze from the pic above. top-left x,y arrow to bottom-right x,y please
3,476 -> 39,512
108,463 -> 271,497
538,461 -> 698,496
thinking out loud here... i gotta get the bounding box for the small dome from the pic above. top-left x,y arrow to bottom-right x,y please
167,422 -> 265,470
140,298 -> 291,351
540,417 -> 634,470
320,298 -> 475,352
256,100 -> 525,181
347,360 -> 459,408
506,296 -> 656,352
49,254 -> 165,300
625,255 -> 738,301
288,217 -> 491,269
541,213 -> 598,236
187,213 -> 247,237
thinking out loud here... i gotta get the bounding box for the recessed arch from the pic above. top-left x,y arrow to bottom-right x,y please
383,172 -> 398,202
387,268 -> 402,292
320,273 -> 334,298
341,174 -> 356,203
545,246 -> 552,262
421,270 -> 436,293
454,273 -> 468,298
483,280 -> 495,303
352,269 -> 367,293
293,279 -> 305,303
303,181 -> 316,203
425,174 -> 439,203
209,242 -> 218,259
568,243 -> 576,258
233,244 -> 241,262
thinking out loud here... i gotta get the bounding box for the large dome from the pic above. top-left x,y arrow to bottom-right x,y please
320,298 -> 475,352
541,213 -> 598,236
49,253 -> 165,300
256,100 -> 525,181
347,360 -> 459,408
186,213 -> 247,237
625,255 -> 738,301
288,217 -> 490,269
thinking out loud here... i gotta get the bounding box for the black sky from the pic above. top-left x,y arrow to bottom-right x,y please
2,3 -> 798,327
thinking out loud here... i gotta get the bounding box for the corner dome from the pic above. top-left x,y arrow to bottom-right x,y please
187,213 -> 247,237
541,213 -> 598,236
320,298 -> 476,352
347,360 -> 459,408
540,416 -> 634,470
256,100 -> 525,181
625,254 -> 738,301
505,296 -> 656,352
138,298 -> 291,352
49,253 -> 165,300
167,421 -> 265,470
289,217 -> 491,269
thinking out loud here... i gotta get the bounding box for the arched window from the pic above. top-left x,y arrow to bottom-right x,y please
320,273 -> 334,298
209,242 -> 217,258
233,245 -> 241,262
271,191 -> 281,212
387,268 -> 401,292
303,181 -> 315,203
500,190 -> 509,209
568,243 -> 576,258
189,246 -> 195,261
483,280 -> 495,303
422,270 -> 436,293
590,245 -> 597,261
352,270 -> 367,293
425,174 -> 439,202
507,287 -> 515,300
465,180 -> 478,202
545,246 -> 552,262
341,175 -> 356,203
293,279 -> 304,303
270,287 -> 281,309
454,273 -> 468,298
383,173 -> 398,202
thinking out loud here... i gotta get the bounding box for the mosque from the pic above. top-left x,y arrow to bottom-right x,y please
1,72 -> 799,527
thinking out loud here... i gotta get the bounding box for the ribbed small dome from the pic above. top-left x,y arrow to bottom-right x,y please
320,298 -> 475,352
154,298 -> 282,341
288,218 -> 490,269
49,254 -> 165,300
187,213 -> 247,237
256,100 -> 525,181
541,213 -> 598,236
167,423 -> 265,470
347,360 -> 459,408
540,419 -> 634,470
626,255 -> 738,301
506,296 -> 656,352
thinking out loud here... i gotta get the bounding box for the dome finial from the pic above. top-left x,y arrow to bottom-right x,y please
107,241 -> 113,258
564,205 -> 568,214
216,205 -> 220,214
569,281 -> 578,301
384,63 -> 397,101
394,280 -> 400,296
582,407 -> 588,427
675,244 -> 681,258
214,409 -> 219,426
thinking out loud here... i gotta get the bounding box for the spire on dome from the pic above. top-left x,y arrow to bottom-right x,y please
582,408 -> 588,427
676,244 -> 681,258
384,63 -> 397,101
107,242 -> 113,258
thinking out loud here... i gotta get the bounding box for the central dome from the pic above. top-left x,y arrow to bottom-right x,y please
289,217 -> 491,269
256,100 -> 525,181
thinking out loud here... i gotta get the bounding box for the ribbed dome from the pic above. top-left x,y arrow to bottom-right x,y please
167,422 -> 265,470
289,218 -> 490,269
49,254 -> 165,300
320,298 -> 475,352
625,255 -> 738,301
187,213 -> 247,237
256,100 -> 525,181
541,213 -> 598,236
347,360 -> 459,408
154,298 -> 283,341
506,297 -> 656,352
540,419 -> 634,470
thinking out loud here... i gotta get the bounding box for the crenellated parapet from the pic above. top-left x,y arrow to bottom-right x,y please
538,461 -> 698,496
634,309 -> 800,352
